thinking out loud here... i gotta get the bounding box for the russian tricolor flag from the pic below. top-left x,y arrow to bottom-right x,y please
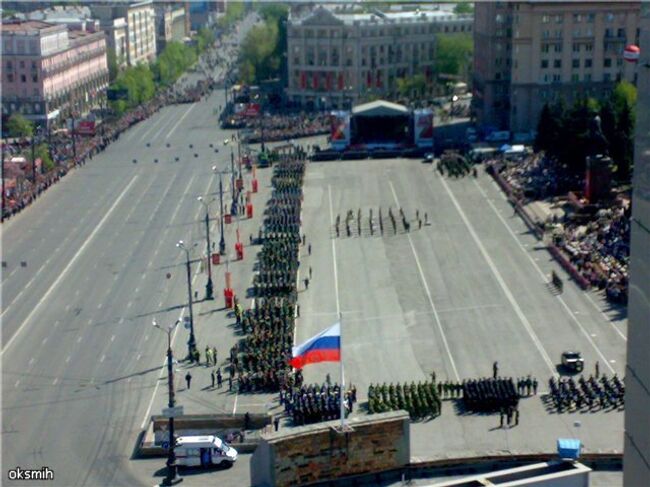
290,322 -> 341,369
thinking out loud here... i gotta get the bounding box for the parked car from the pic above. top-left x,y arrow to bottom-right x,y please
174,435 -> 238,468
561,351 -> 584,372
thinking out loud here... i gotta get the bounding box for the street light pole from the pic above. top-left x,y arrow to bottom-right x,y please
153,319 -> 182,486
176,241 -> 196,357
197,197 -> 214,300
230,147 -> 236,213
214,167 -> 226,255
31,132 -> 36,184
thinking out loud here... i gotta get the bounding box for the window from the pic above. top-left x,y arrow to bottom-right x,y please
571,73 -> 580,82
33,88 -> 39,96
585,73 -> 592,81
605,12 -> 614,22
555,14 -> 563,23
541,59 -> 549,69
573,13 -> 583,23
604,58 -> 612,68
32,75 -> 38,82
19,60 -> 25,68
573,43 -> 580,52
555,30 -> 563,39
603,73 -> 611,81
554,44 -> 562,53
7,73 -> 14,82
542,14 -> 550,23
585,58 -> 592,68
617,57 -> 623,67
20,74 -> 26,82
572,59 -> 580,68
585,43 -> 593,52
587,13 -> 595,23
541,43 -> 550,53
6,60 -> 12,70
617,28 -> 625,38
542,30 -> 550,39
31,61 -> 37,69
553,73 -> 561,82
554,59 -> 562,68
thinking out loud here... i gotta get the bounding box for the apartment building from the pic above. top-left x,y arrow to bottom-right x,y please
286,6 -> 473,109
154,2 -> 188,54
473,1 -> 641,133
1,20 -> 109,127
91,1 -> 156,66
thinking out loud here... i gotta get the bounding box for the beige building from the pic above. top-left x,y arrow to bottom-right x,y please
91,1 -> 156,67
474,1 -> 641,133
286,6 -> 473,110
154,2 -> 188,54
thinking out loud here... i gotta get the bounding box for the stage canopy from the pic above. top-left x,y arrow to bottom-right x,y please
352,100 -> 409,118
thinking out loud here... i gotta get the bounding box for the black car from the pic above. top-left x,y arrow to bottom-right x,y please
561,351 -> 584,372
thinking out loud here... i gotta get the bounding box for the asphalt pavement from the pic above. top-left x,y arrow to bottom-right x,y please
1,19 -> 260,487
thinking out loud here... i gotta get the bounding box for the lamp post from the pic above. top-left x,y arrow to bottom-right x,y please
213,165 -> 226,255
230,146 -> 237,213
197,196 -> 214,300
152,319 -> 182,486
176,241 -> 196,357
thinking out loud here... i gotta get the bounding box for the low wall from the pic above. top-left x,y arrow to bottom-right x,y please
250,411 -> 410,487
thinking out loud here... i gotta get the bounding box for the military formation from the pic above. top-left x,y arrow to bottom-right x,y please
461,377 -> 521,412
547,374 -> 625,413
227,151 -> 306,393
281,381 -> 357,426
368,381 -> 442,419
334,207 -> 429,238
437,150 -> 477,178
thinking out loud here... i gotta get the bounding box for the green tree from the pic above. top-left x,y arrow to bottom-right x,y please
611,80 -> 637,114
6,113 -> 34,138
107,48 -> 119,83
534,103 -> 559,153
35,144 -> 54,172
434,34 -> 473,80
454,2 -> 474,14
611,101 -> 634,180
218,2 -> 245,29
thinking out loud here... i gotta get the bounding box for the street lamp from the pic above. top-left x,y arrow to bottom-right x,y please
176,240 -> 196,357
230,146 -> 237,214
213,165 -> 226,255
152,318 -> 182,486
197,196 -> 214,300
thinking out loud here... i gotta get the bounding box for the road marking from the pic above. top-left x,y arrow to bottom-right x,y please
28,358 -> 34,366
135,287 -> 139,293
166,103 -> 196,139
1,175 -> 139,357
141,274 -> 146,280
144,334 -> 149,341
100,354 -> 106,363
139,108 -> 169,142
14,380 -> 20,388
136,353 -> 142,361
439,177 -> 556,375
75,290 -> 80,297
233,393 -> 239,415
472,179 -> 624,364
53,320 -> 60,328
583,291 -> 627,341
119,318 -> 125,324
97,303 -> 102,310
52,378 -> 59,386
389,181 -> 461,381
66,355 -> 71,363
77,336 -> 82,343
41,337 -> 48,345
127,301 -> 133,309
111,335 -> 115,342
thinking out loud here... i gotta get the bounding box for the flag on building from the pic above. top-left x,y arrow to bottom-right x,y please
290,322 -> 340,369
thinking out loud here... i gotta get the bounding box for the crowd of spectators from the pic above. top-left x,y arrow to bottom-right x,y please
239,112 -> 330,144
491,153 -> 630,304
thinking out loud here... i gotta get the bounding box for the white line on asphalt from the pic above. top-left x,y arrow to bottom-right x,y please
584,291 -> 627,341
97,303 -> 102,310
111,335 -> 115,342
139,108 -> 169,142
52,378 -> 58,386
144,334 -> 149,341
28,357 -> 34,366
127,301 -> 133,309
119,317 -> 125,324
66,356 -> 71,363
100,354 -> 105,363
327,186 -> 341,317
1,175 -> 139,357
136,353 -> 142,361
141,274 -> 146,280
53,320 -> 60,328
473,179 -> 626,353
439,177 -> 557,375
232,394 -> 239,415
77,336 -> 82,343
41,337 -> 48,345
389,181 -> 461,381
135,287 -> 140,293
166,103 -> 196,139
14,380 -> 20,388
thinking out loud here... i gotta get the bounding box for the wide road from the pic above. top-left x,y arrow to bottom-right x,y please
1,20 -> 257,487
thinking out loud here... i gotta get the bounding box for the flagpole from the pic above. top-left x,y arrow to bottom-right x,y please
339,312 -> 344,429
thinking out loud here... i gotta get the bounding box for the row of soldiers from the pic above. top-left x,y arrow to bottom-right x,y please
547,374 -> 625,412
281,382 -> 357,426
437,151 -> 476,178
368,381 -> 442,419
230,154 -> 307,393
334,207 -> 430,237
462,377 -> 520,412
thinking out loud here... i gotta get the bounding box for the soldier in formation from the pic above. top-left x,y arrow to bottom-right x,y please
461,377 -> 520,412
283,383 -> 354,426
548,374 -> 624,412
368,381 -> 441,419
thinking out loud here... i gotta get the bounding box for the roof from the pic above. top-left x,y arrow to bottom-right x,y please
352,100 -> 409,117
0,20 -> 60,33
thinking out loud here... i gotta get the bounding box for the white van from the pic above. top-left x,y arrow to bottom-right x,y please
174,435 -> 238,468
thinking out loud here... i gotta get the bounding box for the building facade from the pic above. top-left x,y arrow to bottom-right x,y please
473,1 -> 641,133
1,20 -> 109,127
623,4 -> 650,485
154,2 -> 188,54
91,1 -> 156,67
286,6 -> 473,110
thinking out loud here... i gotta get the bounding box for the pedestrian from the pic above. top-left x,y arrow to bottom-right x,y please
309,266 -> 312,279
217,369 -> 222,388
297,304 -> 300,317
304,277 -> 309,290
419,219 -> 422,230
244,412 -> 251,430
228,376 -> 233,391
185,372 -> 192,390
515,408 -> 520,426
506,406 -> 512,426
493,361 -> 498,379
533,378 -> 538,395
211,370 -> 215,388
308,243 -> 312,255
302,234 -> 306,246
500,409 -> 504,428
425,213 -> 429,225
595,361 -> 600,378
205,346 -> 211,366
273,416 -> 280,432
212,346 -> 218,365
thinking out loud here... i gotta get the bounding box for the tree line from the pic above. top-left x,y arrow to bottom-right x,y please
534,81 -> 636,181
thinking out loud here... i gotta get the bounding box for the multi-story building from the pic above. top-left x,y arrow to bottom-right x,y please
1,19 -> 109,128
623,5 -> 650,486
100,17 -> 128,69
154,2 -> 188,54
286,6 -> 473,110
91,1 -> 156,66
474,1 -> 641,133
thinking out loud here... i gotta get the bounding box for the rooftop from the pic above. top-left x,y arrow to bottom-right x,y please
0,19 -> 61,34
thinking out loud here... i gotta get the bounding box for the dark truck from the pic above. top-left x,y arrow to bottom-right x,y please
561,351 -> 585,372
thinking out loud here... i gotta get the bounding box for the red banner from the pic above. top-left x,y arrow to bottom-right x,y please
243,103 -> 260,117
75,121 -> 96,136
